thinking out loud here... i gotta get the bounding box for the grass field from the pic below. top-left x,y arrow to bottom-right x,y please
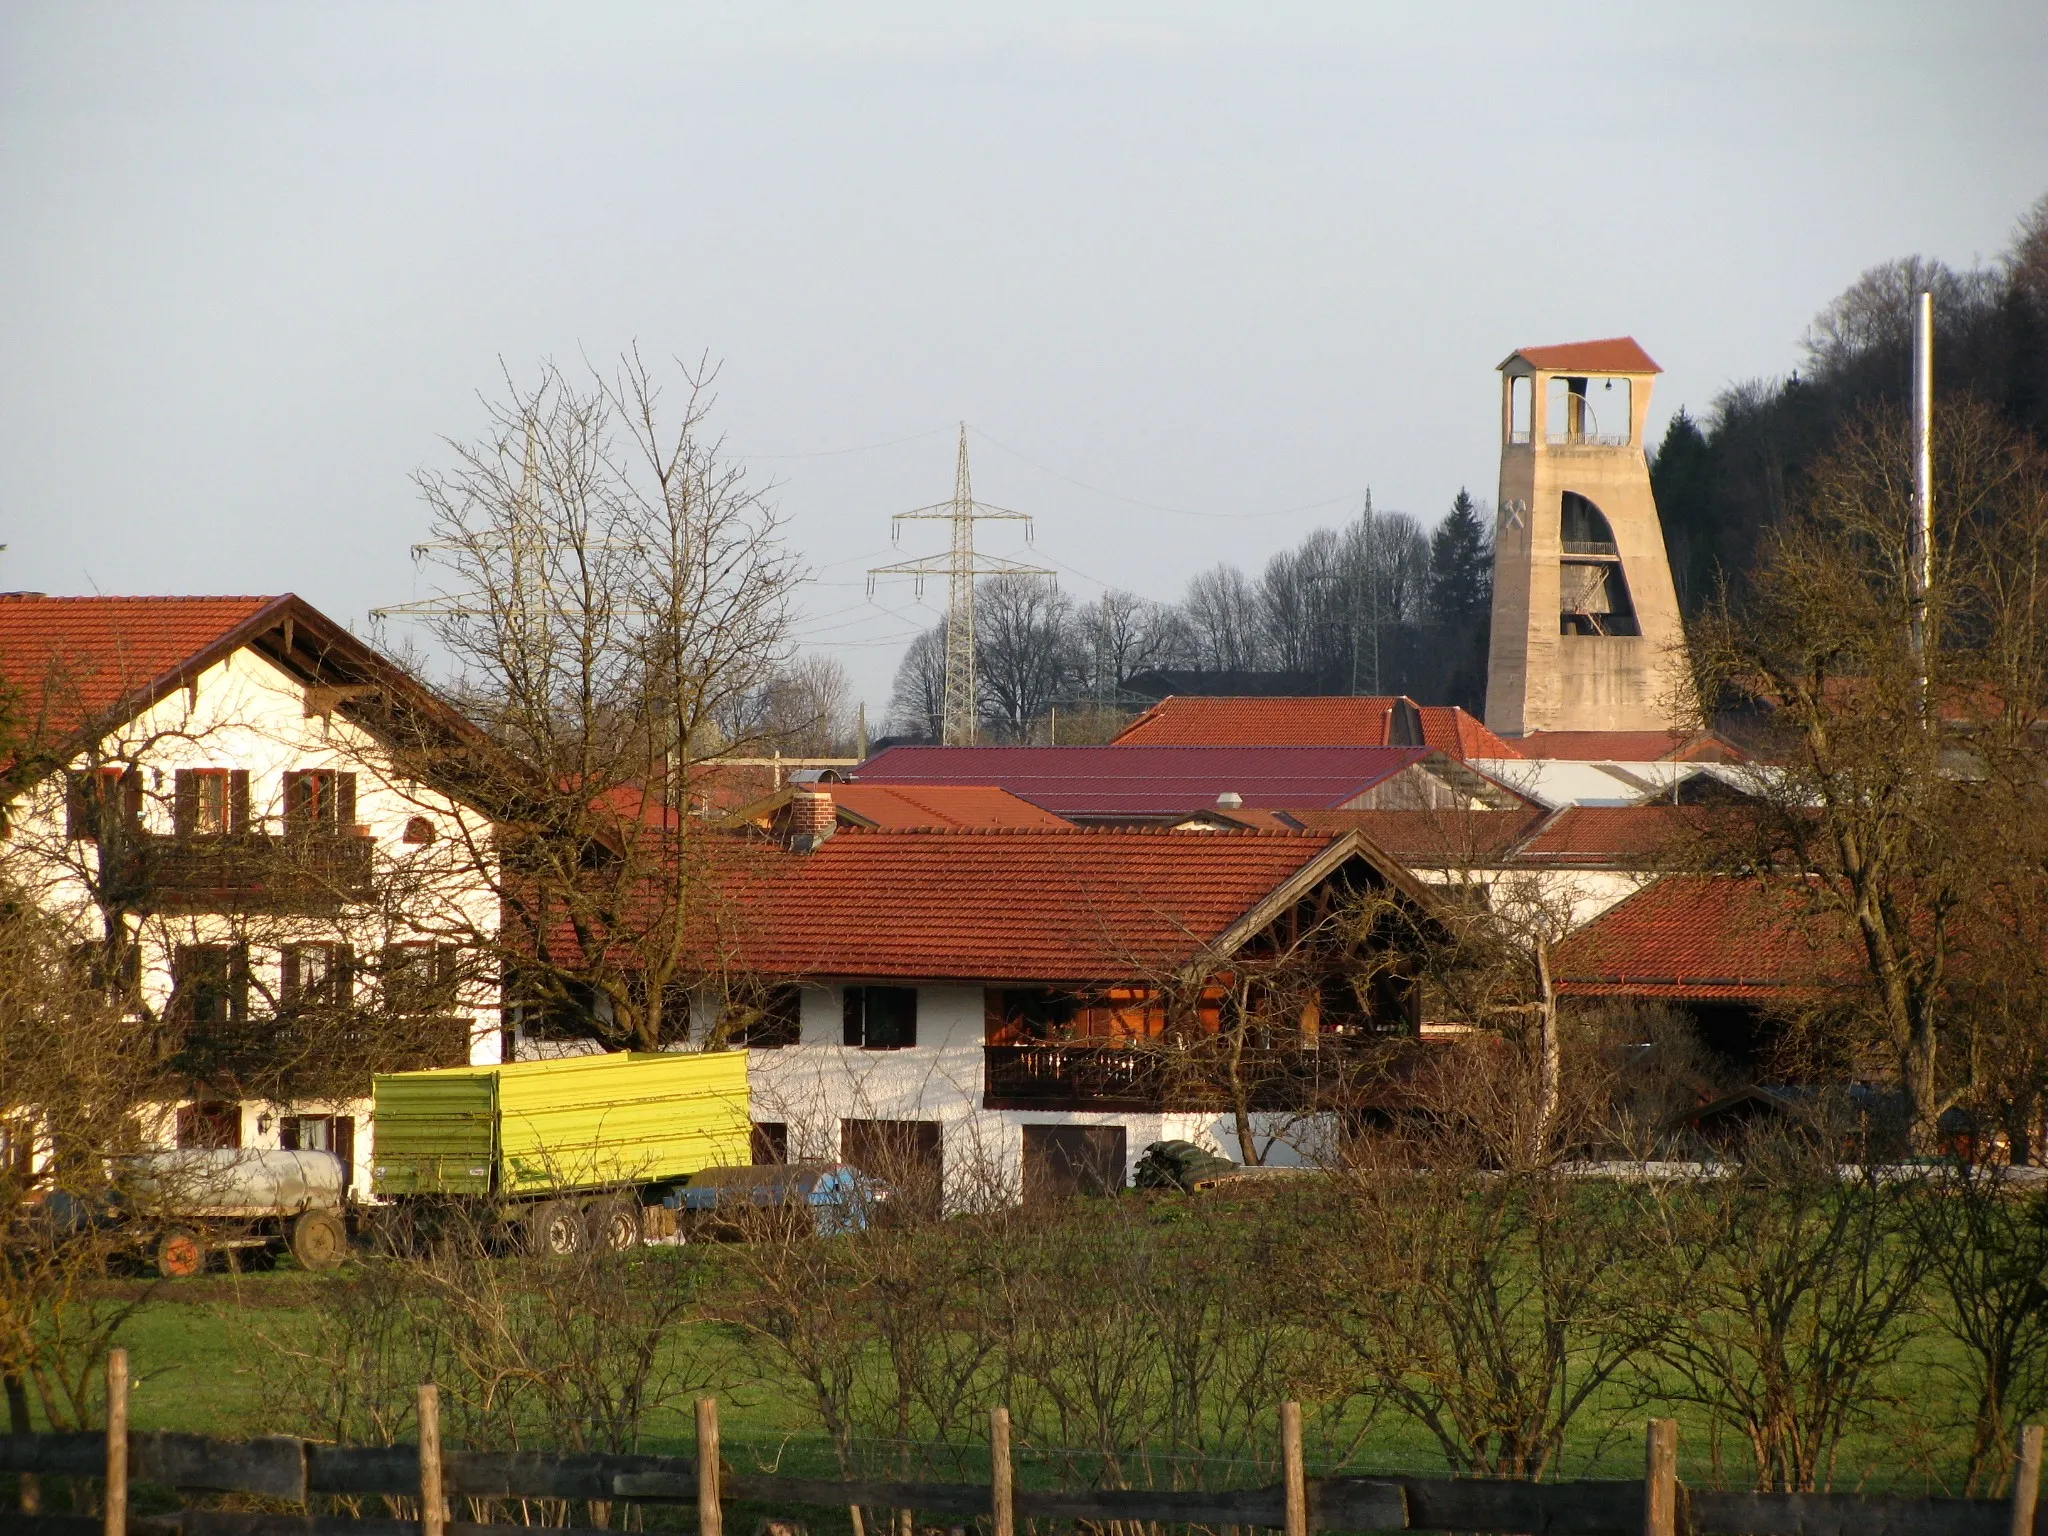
76,1254 -> 1994,1499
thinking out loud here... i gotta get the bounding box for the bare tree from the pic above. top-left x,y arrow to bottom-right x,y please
974,573 -> 1077,740
723,653 -> 855,757
1691,399 -> 2048,1142
885,620 -> 946,742
1181,564 -> 1267,673
393,350 -> 800,1051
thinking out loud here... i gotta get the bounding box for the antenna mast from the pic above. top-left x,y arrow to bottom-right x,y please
869,424 -> 1051,745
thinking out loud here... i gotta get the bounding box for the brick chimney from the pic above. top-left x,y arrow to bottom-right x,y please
786,785 -> 837,852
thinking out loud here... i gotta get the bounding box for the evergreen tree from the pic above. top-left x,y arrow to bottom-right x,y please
1428,488 -> 1492,624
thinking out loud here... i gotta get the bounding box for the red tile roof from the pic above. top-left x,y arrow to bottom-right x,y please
852,744 -> 1439,817
1111,695 -> 1522,759
1284,808 -> 1548,865
727,782 -> 1071,831
0,594 -> 288,739
685,827 -> 1399,984
1508,730 -> 1745,763
1554,875 -> 1858,1002
1512,806 -> 1698,867
1501,337 -> 1662,374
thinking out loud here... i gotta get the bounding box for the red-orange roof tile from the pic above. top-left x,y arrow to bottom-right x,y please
827,783 -> 1071,830
0,593 -> 287,738
702,827 -> 1367,983
1513,806 -> 1698,867
1509,730 -> 1745,763
1112,696 -> 1522,760
1555,875 -> 1857,1002
1285,808 -> 1548,865
1502,337 -> 1661,374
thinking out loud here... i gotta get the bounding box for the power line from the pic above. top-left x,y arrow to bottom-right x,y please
968,425 -> 1362,521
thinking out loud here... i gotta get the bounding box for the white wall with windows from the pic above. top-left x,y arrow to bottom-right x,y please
732,982 -> 1331,1207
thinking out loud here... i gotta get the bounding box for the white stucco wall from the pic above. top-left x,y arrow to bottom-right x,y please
736,983 -> 1335,1205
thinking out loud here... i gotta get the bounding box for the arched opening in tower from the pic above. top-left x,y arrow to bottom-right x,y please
1558,492 -> 1639,635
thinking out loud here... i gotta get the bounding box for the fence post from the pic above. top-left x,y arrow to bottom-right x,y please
418,1383 -> 445,1536
697,1396 -> 722,1536
103,1348 -> 128,1536
990,1405 -> 1015,1536
1644,1418 -> 1678,1536
2014,1424 -> 2044,1536
1281,1401 -> 1307,1536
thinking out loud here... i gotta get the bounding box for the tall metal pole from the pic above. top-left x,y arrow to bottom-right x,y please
1909,291 -> 1934,715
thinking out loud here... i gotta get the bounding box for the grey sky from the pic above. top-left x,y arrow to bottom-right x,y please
3,3 -> 2045,714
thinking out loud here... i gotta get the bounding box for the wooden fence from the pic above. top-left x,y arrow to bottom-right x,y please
0,1351 -> 2042,1536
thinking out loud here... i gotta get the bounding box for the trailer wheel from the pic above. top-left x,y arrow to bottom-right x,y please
587,1196 -> 642,1252
290,1209 -> 349,1271
156,1227 -> 206,1279
524,1200 -> 588,1257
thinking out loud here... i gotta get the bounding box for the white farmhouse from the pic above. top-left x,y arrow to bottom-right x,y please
0,593 -> 501,1199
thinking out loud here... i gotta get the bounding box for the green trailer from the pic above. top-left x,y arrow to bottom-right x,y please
371,1051 -> 751,1254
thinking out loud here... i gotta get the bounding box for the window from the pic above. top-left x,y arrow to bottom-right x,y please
282,943 -> 353,1010
173,945 -> 248,1026
69,940 -> 141,1001
280,1113 -> 355,1188
734,986 -> 803,1049
65,767 -> 140,841
176,1101 -> 241,1149
174,768 -> 249,835
402,816 -> 437,845
282,770 -> 356,835
751,1121 -> 790,1165
843,985 -> 917,1049
384,942 -> 462,1016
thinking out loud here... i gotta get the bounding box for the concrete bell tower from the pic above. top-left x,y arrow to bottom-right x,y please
1483,337 -> 1686,738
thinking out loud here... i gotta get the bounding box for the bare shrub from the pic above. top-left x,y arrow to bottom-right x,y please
1637,1126 -> 1930,1491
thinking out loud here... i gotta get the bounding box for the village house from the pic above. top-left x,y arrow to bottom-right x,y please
0,593 -> 501,1197
667,786 -> 1438,1204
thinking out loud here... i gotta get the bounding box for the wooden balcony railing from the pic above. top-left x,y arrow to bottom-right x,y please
983,1037 -> 1391,1112
122,833 -> 376,913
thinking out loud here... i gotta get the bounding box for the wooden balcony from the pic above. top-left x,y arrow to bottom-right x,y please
126,833 -> 377,914
983,1037 -> 1390,1113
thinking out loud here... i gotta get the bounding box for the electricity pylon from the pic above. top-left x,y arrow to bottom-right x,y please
869,424 -> 1051,745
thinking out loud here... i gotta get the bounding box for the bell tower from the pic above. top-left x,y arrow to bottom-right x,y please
1483,337 -> 1686,737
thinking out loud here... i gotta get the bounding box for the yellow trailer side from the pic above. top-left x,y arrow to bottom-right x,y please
372,1051 -> 750,1200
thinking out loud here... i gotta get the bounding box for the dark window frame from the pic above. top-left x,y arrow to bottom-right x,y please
282,769 -> 357,836
736,985 -> 804,1049
843,985 -> 917,1050
173,943 -> 249,1027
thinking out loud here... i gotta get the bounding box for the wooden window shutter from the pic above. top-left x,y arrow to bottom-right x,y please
65,774 -> 91,840
174,771 -> 199,836
229,770 -> 250,833
337,773 -> 357,829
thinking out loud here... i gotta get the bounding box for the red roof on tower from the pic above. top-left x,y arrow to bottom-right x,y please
1500,337 -> 1661,375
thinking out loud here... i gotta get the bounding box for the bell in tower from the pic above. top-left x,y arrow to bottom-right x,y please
1483,337 -> 1687,738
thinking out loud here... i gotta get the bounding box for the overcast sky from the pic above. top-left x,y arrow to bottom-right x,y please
4,3 -> 2045,715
